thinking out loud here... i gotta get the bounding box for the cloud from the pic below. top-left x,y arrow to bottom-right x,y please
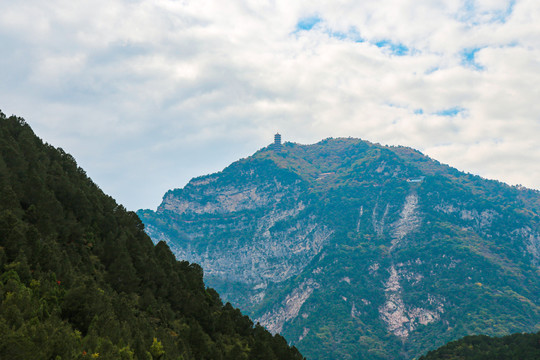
0,0 -> 539,210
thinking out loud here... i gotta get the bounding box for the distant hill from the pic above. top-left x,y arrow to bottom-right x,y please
0,110 -> 304,360
139,137 -> 540,359
419,331 -> 540,359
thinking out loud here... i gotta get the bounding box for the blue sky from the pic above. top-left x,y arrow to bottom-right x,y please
1,0 -> 539,210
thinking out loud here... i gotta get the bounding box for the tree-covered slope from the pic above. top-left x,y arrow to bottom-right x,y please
0,110 -> 304,360
419,331 -> 540,359
139,138 -> 540,360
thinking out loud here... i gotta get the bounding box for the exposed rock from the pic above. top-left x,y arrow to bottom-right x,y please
380,266 -> 410,338
298,327 -> 310,342
368,262 -> 380,273
379,266 -> 444,338
527,233 -> 540,265
351,302 -> 361,318
372,202 -> 389,237
514,227 -> 540,266
391,193 -> 420,250
434,203 -> 458,214
258,279 -> 320,334
146,186 -> 333,294
460,209 -> 499,229
356,205 -> 364,232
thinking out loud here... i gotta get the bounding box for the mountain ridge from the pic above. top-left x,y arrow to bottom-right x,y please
139,136 -> 540,359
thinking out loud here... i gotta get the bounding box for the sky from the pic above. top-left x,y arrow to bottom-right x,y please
1,0 -> 539,211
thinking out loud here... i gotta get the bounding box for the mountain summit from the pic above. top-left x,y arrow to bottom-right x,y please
139,138 -> 540,360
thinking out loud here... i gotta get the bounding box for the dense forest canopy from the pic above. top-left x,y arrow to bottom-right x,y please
419,331 -> 540,359
0,110 -> 305,359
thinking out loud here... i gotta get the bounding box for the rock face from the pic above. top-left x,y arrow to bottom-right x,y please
138,138 -> 540,360
142,158 -> 333,305
258,278 -> 320,334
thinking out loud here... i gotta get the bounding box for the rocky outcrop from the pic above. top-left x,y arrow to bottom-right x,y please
159,171 -> 300,215
513,227 -> 540,266
258,279 -> 320,334
143,159 -> 335,312
146,205 -> 332,287
391,193 -> 420,250
379,265 -> 444,339
378,193 -> 441,338
372,202 -> 389,237
434,202 -> 499,231
379,266 -> 410,338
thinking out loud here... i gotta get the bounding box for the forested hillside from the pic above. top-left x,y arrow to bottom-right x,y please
0,110 -> 304,360
419,331 -> 540,359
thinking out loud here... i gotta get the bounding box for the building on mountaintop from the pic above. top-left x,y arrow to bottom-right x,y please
274,133 -> 282,151
407,176 -> 425,183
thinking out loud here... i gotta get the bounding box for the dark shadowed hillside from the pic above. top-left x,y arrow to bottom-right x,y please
419,331 -> 540,359
0,110 -> 304,360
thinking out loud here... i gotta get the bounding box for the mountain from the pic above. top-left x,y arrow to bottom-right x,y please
419,331 -> 540,359
138,137 -> 540,360
0,110 -> 304,360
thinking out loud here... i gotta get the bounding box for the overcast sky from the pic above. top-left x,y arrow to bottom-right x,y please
1,0 -> 539,211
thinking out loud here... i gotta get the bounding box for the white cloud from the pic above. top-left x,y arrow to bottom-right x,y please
0,0 -> 539,210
